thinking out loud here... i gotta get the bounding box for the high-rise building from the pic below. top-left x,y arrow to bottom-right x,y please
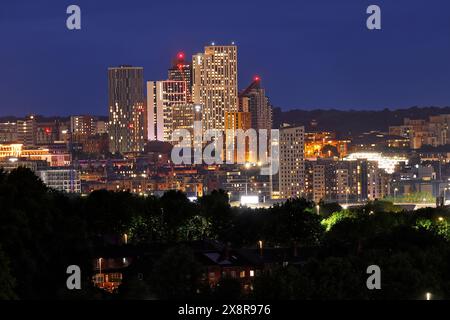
193,45 -> 238,132
108,66 -> 146,154
304,158 -> 372,203
335,168 -> 350,203
70,115 -> 96,136
313,164 -> 326,203
278,125 -> 305,199
239,77 -> 272,132
224,111 -> 253,163
147,80 -> 192,142
224,112 -> 252,132
168,52 -> 193,103
305,159 -> 340,203
0,122 -> 18,143
17,115 -> 36,146
367,162 -> 390,200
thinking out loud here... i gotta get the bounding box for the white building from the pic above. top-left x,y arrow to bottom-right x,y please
147,80 -> 192,142
38,169 -> 81,194
192,45 -> 238,132
278,126 -> 305,199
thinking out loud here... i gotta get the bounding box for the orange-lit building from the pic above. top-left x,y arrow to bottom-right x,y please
92,256 -> 132,293
224,111 -> 253,163
304,132 -> 349,159
0,143 -> 71,167
0,143 -> 22,158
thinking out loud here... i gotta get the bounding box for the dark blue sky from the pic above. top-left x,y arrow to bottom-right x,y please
1,0 -> 450,116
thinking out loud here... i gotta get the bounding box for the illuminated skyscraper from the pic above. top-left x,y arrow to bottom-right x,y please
278,125 -> 305,199
168,52 -> 193,103
193,45 -> 238,132
108,66 -> 146,154
147,80 -> 192,142
224,111 -> 253,163
239,77 -> 273,132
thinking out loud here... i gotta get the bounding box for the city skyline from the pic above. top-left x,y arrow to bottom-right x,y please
2,0 -> 450,116
3,0 -> 450,305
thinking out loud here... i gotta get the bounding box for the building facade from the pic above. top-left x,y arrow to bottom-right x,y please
37,169 -> 81,193
71,115 -> 96,136
278,126 -> 305,199
147,80 -> 192,142
0,122 -> 18,143
168,52 -> 193,103
108,66 -> 146,154
239,77 -> 272,133
17,115 -> 36,146
193,45 -> 238,132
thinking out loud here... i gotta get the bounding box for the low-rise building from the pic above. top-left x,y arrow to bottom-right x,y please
37,168 -> 81,193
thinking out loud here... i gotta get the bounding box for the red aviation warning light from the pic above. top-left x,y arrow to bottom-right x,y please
254,76 -> 261,82
175,52 -> 186,70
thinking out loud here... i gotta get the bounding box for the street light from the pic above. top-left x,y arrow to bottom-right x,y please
426,292 -> 432,300
316,205 -> 320,215
394,188 -> 399,203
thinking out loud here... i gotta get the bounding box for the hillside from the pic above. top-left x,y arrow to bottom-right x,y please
273,106 -> 450,137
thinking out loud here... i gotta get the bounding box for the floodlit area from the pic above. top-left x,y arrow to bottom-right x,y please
344,152 -> 408,174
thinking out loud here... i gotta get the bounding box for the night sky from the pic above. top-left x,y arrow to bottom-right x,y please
1,0 -> 450,116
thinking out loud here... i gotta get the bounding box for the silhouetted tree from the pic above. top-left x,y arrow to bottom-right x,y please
199,190 -> 232,240
214,277 -> 242,300
0,245 -> 16,300
150,246 -> 202,300
267,198 -> 324,247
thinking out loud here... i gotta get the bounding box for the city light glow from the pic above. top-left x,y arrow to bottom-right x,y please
241,195 -> 259,206
344,152 -> 408,174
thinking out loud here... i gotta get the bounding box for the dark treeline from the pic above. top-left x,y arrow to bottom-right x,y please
273,106 -> 450,136
1,168 -> 450,300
